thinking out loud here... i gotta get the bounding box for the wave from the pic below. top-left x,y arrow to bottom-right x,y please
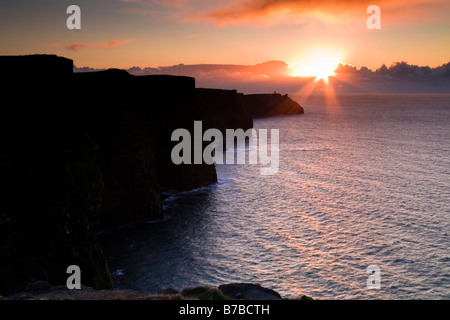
162,178 -> 235,208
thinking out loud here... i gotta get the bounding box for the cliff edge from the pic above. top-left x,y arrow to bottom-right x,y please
239,93 -> 304,117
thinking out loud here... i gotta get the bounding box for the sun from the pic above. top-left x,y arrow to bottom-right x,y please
289,50 -> 342,83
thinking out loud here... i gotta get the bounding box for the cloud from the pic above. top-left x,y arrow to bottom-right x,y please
54,38 -> 135,51
125,62 -> 292,92
117,0 -> 190,8
73,60 -> 450,93
114,0 -> 448,27
127,60 -> 290,80
188,0 -> 448,26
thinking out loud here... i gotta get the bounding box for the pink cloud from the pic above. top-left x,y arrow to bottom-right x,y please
188,0 -> 448,26
54,38 -> 135,51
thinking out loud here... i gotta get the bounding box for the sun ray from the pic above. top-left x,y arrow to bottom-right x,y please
289,49 -> 342,83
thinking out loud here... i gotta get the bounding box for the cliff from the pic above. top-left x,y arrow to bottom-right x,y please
238,93 -> 304,117
0,54 -> 303,296
0,55 -> 255,295
132,75 -> 218,191
0,56 -> 212,295
0,55 -> 113,295
195,88 -> 253,133
70,69 -> 164,227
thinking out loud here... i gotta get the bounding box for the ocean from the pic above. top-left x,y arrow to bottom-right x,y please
101,93 -> 450,299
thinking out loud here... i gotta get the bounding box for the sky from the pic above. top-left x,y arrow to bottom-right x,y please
0,0 -> 449,70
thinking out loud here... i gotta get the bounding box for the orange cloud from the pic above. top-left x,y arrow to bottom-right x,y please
189,0 -> 447,26
56,39 -> 135,51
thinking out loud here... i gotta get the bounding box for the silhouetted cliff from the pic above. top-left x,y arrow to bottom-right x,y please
195,88 -> 253,132
0,54 -> 303,296
70,69 -> 163,227
0,55 -> 113,295
239,93 -> 304,117
133,75 -> 218,191
0,56 -> 212,295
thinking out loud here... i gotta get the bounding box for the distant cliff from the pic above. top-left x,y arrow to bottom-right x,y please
0,54 -> 303,296
195,88 -> 253,132
238,93 -> 304,117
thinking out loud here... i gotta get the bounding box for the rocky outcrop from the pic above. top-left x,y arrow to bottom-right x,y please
239,93 -> 304,117
5,281 -> 300,300
218,283 -> 282,300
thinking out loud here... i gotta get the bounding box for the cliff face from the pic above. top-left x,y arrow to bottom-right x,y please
195,88 -> 253,132
0,55 -> 222,295
71,70 -> 164,227
133,76 -> 218,191
0,55 -> 113,294
238,93 -> 304,117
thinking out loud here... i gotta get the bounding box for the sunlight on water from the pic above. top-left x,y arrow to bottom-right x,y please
102,93 -> 450,299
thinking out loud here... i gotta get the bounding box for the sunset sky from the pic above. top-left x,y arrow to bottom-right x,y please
0,0 -> 449,70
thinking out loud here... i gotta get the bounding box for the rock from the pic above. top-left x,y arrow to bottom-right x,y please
5,283 -> 312,300
181,286 -> 229,300
218,283 -> 282,300
239,93 -> 304,117
6,285 -> 145,300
